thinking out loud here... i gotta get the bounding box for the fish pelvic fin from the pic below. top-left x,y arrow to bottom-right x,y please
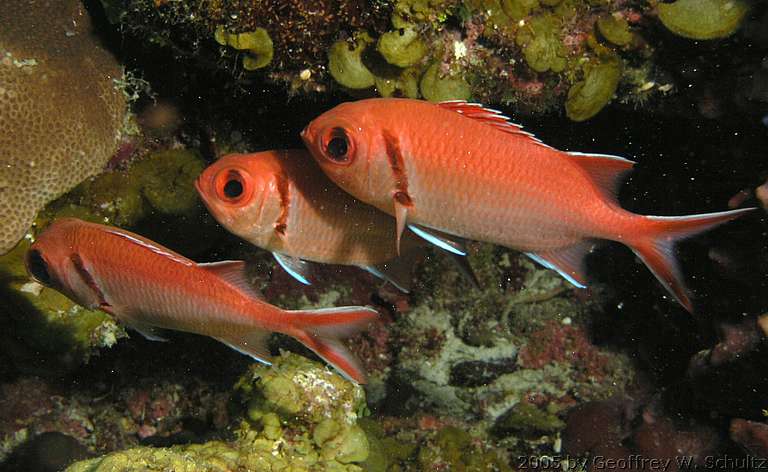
214,330 -> 273,365
627,207 -> 756,312
287,306 -> 378,384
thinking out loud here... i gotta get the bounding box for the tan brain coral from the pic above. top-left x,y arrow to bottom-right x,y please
0,0 -> 128,254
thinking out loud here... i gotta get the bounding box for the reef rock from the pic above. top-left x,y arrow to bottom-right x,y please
0,0 -> 128,254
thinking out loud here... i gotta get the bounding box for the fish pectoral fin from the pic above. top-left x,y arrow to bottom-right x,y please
131,323 -> 170,342
272,252 -> 313,285
525,240 -> 597,288
215,331 -> 273,365
408,224 -> 467,256
199,260 -> 263,299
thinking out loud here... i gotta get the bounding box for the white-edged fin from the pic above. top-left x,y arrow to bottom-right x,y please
273,252 -> 312,285
408,224 -> 467,256
288,306 -> 379,384
131,324 -> 169,342
199,260 -> 262,299
525,241 -> 597,289
214,330 -> 272,365
567,152 -> 636,200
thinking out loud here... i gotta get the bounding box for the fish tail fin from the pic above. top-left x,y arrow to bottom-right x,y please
627,207 -> 755,312
288,306 -> 378,383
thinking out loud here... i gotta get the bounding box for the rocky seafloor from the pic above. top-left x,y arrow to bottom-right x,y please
2,0 -> 768,470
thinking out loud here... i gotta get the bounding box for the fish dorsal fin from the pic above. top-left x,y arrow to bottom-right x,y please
199,260 -> 262,299
214,331 -> 272,365
105,229 -> 194,266
567,152 -> 635,200
525,240 -> 597,288
437,100 -> 550,147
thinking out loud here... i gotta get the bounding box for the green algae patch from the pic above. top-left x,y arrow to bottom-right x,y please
493,402 -> 565,436
133,149 -> 205,216
420,62 -> 471,102
502,0 -> 540,21
597,14 -> 634,46
417,426 -> 513,471
658,0 -> 749,40
377,27 -> 428,68
565,59 -> 622,121
329,34 -> 376,90
375,67 -> 421,98
214,26 -> 274,69
515,14 -> 567,73
68,353 -> 370,471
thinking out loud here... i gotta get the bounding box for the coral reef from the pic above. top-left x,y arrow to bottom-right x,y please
386,243 -> 633,452
0,0 -> 130,254
65,353 -> 370,471
97,0 -> 757,119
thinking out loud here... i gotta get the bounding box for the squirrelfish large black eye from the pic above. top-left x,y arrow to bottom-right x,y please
326,129 -> 349,162
223,179 -> 243,199
27,249 -> 51,286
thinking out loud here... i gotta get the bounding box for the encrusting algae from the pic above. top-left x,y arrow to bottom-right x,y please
66,353 -> 371,472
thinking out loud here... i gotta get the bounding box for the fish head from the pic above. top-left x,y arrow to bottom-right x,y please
25,218 -> 103,307
195,153 -> 282,243
301,100 -> 393,210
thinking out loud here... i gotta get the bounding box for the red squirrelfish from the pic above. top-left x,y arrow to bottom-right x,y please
301,98 -> 755,312
195,149 -> 474,291
25,218 -> 378,383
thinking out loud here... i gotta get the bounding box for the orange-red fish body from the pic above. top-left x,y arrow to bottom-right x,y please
302,98 -> 755,311
195,150 -> 445,290
26,218 -> 377,382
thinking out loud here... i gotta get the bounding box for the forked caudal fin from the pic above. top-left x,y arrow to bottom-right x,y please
628,207 -> 755,312
288,306 -> 379,383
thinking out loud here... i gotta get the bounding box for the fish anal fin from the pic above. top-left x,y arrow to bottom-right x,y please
273,252 -> 313,285
526,240 -> 597,288
567,152 -> 636,200
199,260 -> 263,299
131,323 -> 170,342
215,330 -> 273,365
437,100 -> 550,147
